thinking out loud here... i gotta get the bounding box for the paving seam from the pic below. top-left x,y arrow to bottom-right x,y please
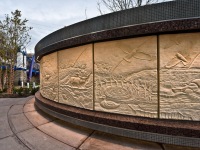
7,104 -> 32,150
25,117 -> 77,149
8,104 -> 24,116
15,127 -> 38,135
22,99 -> 77,149
23,98 -> 35,105
23,101 -> 59,127
76,130 -> 96,149
8,112 -> 24,116
23,99 -> 37,115
0,97 -> 33,107
10,104 -> 24,106
32,114 -> 96,149
8,115 -> 35,134
23,102 -> 39,113
24,101 -> 39,110
0,135 -> 13,140
23,110 -> 58,128
0,104 -> 23,107
24,115 -> 77,149
23,110 -> 38,113
35,127 -> 77,149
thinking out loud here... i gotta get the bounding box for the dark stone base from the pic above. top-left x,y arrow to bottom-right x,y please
35,91 -> 200,148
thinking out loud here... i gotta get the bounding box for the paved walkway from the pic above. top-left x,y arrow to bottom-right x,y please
0,97 -> 198,150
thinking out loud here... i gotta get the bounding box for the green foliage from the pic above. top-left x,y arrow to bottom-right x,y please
24,88 -> 30,95
12,86 -> 39,96
0,10 -> 32,52
18,87 -> 23,96
13,87 -> 18,94
31,87 -> 39,95
0,10 -> 32,94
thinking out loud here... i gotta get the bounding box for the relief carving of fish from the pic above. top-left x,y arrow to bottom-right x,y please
100,100 -> 120,109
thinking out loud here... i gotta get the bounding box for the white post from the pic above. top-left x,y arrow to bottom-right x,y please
27,82 -> 29,88
21,81 -> 23,87
33,82 -> 35,88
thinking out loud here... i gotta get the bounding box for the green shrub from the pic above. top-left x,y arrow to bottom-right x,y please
24,88 -> 30,95
18,87 -> 23,96
13,88 -> 18,94
31,87 -> 39,95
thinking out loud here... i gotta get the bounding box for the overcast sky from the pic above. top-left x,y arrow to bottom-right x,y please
0,0 -> 170,54
0,0 -> 103,53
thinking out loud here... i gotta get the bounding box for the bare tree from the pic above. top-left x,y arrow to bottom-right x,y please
85,8 -> 88,20
97,0 -> 164,14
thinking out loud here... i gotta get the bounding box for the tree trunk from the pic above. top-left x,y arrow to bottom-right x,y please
6,66 -> 11,94
11,67 -> 15,94
2,70 -> 5,90
7,65 -> 14,94
3,66 -> 9,91
0,68 -> 2,91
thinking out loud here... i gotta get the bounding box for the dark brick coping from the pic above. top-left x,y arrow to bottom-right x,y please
35,18 -> 200,62
35,0 -> 200,62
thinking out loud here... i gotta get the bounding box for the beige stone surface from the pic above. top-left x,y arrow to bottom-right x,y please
40,52 -> 58,101
94,36 -> 157,117
8,114 -> 34,133
38,120 -> 93,148
23,103 -> 38,113
17,128 -> 75,150
58,44 -> 93,110
0,136 -> 29,150
25,110 -> 54,127
160,33 -> 200,121
8,105 -> 23,115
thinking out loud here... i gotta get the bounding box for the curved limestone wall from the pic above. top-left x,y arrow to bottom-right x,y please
39,32 -> 200,121
35,1 -> 200,147
36,0 -> 200,122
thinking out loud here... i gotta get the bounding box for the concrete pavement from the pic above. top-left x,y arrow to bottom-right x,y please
0,96 -> 198,150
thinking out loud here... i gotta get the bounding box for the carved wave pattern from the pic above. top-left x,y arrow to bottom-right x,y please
59,63 -> 93,110
95,69 -> 157,118
160,69 -> 200,121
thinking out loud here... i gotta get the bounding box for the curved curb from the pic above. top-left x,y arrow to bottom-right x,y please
35,92 -> 200,148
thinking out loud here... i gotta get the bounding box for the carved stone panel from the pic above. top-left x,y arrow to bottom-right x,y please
160,33 -> 200,121
94,36 -> 157,118
58,44 -> 93,110
40,58 -> 44,96
40,52 -> 58,101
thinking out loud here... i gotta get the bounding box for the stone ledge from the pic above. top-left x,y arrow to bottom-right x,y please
35,18 -> 200,62
35,91 -> 200,148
